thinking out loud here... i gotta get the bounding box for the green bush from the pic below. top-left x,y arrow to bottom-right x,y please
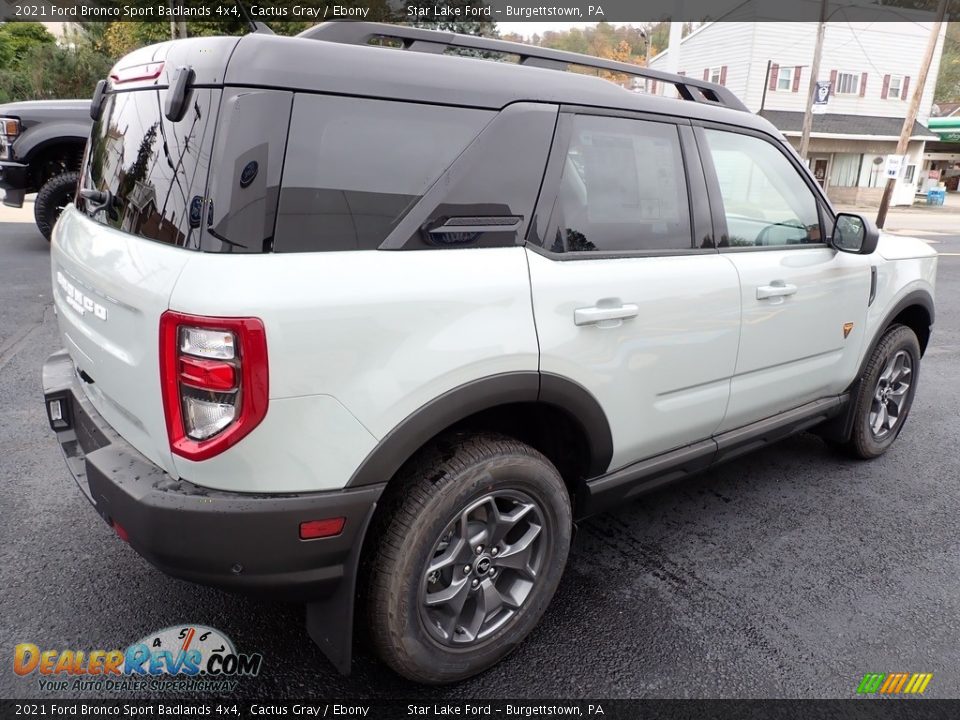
0,43 -> 113,103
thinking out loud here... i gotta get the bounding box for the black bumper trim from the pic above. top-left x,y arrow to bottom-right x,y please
0,160 -> 29,206
42,350 -> 383,601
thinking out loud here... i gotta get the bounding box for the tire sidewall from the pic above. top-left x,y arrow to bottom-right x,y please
384,453 -> 570,683
35,171 -> 79,241
854,326 -> 921,457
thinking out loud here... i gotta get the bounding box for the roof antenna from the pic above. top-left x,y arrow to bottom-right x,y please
234,0 -> 274,34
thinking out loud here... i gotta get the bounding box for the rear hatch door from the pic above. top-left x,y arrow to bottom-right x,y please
53,41 -> 233,474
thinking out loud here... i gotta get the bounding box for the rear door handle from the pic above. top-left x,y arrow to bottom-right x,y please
574,303 -> 639,326
756,281 -> 798,300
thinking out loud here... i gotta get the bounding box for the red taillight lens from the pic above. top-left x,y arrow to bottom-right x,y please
178,357 -> 237,391
300,518 -> 346,540
160,311 -> 268,461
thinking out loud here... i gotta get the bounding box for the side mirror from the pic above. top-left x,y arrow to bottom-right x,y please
832,212 -> 879,255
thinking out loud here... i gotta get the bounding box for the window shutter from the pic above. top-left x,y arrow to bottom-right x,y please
651,79 -> 658,94
719,65 -> 727,86
881,74 -> 890,99
703,68 -> 709,81
860,72 -> 868,97
901,75 -> 910,100
829,69 -> 837,92
792,67 -> 801,92
769,63 -> 780,91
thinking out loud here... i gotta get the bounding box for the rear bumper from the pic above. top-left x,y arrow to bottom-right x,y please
42,349 -> 383,601
0,160 -> 29,206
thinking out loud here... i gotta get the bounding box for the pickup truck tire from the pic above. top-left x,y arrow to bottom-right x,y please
34,171 -> 80,241
365,433 -> 572,684
843,324 -> 921,459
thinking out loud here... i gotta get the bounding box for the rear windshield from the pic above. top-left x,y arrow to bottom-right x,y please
78,87 -> 220,249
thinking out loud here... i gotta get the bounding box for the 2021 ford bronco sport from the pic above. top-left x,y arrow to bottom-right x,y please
43,22 -> 937,684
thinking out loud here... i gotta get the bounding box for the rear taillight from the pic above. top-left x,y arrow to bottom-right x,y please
160,311 -> 268,461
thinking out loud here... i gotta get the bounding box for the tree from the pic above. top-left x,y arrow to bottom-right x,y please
935,21 -> 960,102
0,22 -> 55,68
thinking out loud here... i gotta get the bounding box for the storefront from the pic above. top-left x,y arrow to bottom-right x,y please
922,117 -> 960,193
760,110 -> 937,206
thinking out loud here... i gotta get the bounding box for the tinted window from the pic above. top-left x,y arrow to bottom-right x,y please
273,95 -> 493,252
200,89 -> 293,254
703,129 -> 823,247
80,87 -> 219,249
548,114 -> 692,254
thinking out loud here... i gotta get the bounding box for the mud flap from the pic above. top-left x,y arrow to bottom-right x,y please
305,501 -> 377,675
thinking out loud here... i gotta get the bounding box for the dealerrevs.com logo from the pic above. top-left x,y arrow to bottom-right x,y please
14,625 -> 262,693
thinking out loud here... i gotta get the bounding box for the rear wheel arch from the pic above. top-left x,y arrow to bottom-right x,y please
345,372 -> 613,496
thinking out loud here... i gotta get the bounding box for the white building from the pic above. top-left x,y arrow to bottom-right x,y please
649,10 -> 947,206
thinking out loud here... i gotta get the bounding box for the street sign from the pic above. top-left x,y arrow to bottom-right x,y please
884,154 -> 905,179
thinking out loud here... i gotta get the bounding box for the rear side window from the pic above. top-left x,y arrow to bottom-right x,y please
80,87 -> 219,249
547,114 -> 692,254
273,95 -> 493,253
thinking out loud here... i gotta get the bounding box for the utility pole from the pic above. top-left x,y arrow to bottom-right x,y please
799,0 -> 828,161
167,0 -> 187,40
876,0 -> 947,228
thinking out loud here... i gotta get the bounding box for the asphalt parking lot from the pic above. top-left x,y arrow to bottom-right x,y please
1,203 -> 959,700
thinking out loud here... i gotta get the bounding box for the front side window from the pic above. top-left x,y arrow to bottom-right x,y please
836,71 -> 860,95
548,114 -> 692,254
703,129 -> 823,247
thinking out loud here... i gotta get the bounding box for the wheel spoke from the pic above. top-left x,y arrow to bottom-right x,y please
871,406 -> 887,435
426,536 -> 467,576
496,523 -> 541,578
478,578 -> 504,620
487,500 -> 535,548
425,576 -> 470,609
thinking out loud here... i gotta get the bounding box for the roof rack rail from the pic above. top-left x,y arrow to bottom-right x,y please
298,22 -> 749,113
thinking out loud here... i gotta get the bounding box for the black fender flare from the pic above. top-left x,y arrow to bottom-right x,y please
816,288 -> 934,443
347,371 -> 614,488
14,123 -> 90,166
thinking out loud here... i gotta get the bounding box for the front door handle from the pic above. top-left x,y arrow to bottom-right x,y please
756,281 -> 798,300
574,303 -> 640,327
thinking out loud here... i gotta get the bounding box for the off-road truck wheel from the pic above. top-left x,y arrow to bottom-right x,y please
841,324 -> 921,459
34,171 -> 79,241
366,433 -> 572,684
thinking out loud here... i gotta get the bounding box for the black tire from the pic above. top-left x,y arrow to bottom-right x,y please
840,324 -> 921,459
365,432 -> 572,684
34,171 -> 80,241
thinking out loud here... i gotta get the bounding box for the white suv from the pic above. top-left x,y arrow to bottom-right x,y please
43,23 -> 937,684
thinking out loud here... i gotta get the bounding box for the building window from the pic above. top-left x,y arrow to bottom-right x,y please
887,75 -> 903,99
776,66 -> 794,91
836,72 -> 860,95
904,164 -> 916,183
709,66 -> 722,85
829,153 -> 863,187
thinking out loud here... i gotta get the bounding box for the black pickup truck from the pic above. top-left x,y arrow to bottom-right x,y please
0,99 -> 92,239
